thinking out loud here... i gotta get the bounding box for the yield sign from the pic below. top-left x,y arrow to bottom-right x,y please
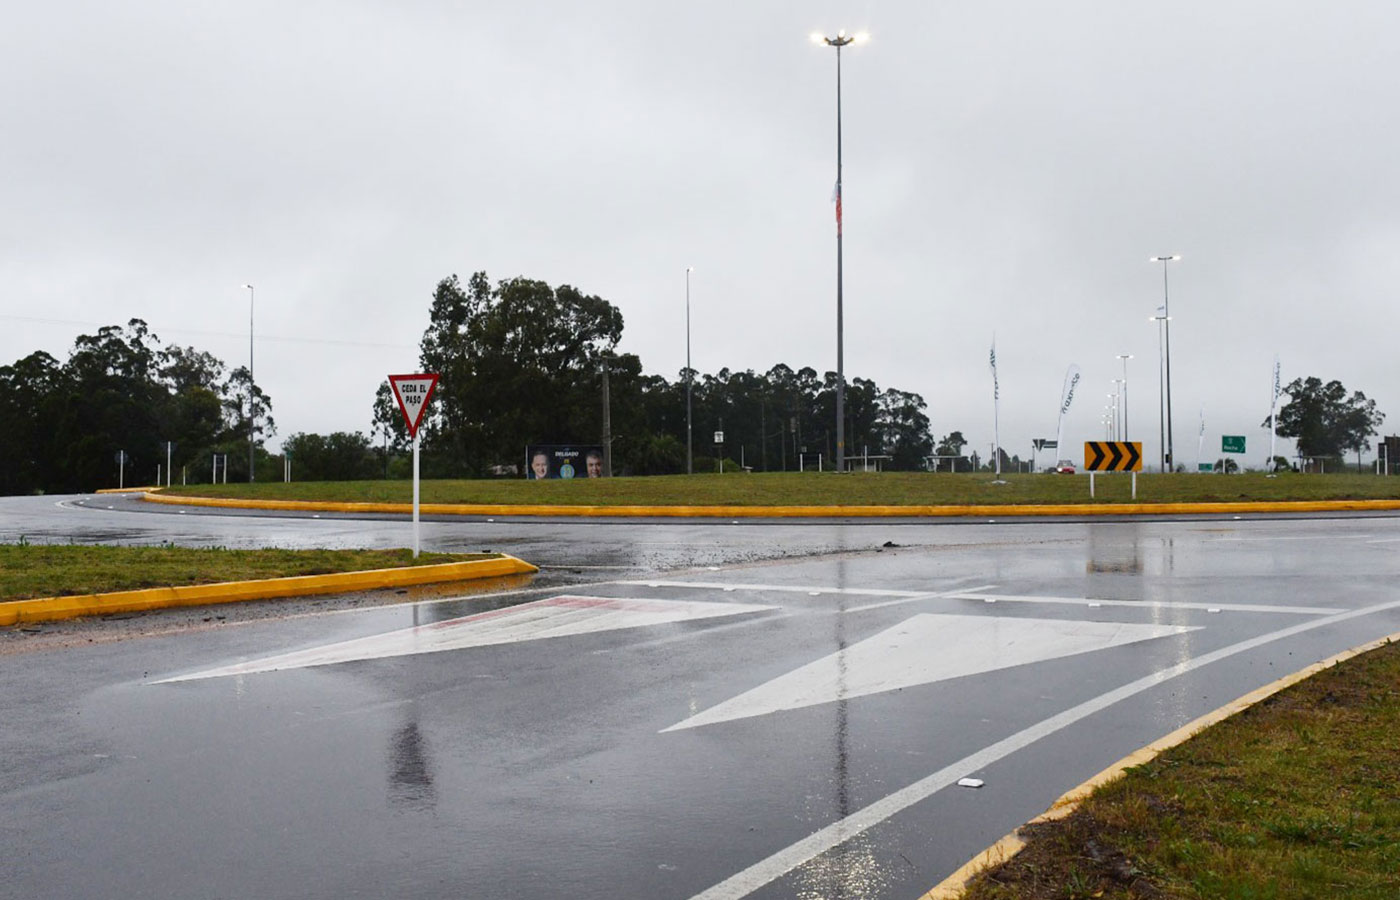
388,373 -> 439,438
663,613 -> 1198,732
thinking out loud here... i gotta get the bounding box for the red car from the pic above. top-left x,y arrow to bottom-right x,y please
1053,460 -> 1076,474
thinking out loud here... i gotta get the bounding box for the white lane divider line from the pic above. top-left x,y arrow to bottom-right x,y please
686,594 -> 1400,900
950,592 -> 1341,616
618,580 -> 932,598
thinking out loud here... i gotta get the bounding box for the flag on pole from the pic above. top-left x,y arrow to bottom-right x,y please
990,336 -> 1001,476
1269,356 -> 1281,470
989,339 -> 999,400
832,181 -> 842,236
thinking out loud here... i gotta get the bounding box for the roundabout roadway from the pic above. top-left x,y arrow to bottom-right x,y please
4,494 -> 1400,899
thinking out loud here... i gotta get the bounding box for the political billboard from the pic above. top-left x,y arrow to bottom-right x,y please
525,444 -> 605,479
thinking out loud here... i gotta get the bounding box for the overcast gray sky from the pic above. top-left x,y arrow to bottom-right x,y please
5,1 -> 1397,470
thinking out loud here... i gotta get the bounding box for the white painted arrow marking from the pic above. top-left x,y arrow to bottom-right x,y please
155,595 -> 774,683
663,613 -> 1199,732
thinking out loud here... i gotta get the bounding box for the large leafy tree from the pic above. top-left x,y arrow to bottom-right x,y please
418,272 -> 623,475
1267,376 -> 1384,461
0,351 -> 71,494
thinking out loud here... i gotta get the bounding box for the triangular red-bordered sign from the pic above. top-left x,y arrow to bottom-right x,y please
387,373 -> 439,439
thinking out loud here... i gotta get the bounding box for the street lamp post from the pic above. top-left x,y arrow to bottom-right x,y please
1149,311 -> 1170,471
1111,383 -> 1125,440
813,30 -> 865,473
685,266 -> 694,475
1116,354 -> 1133,442
1150,255 -> 1180,471
243,283 -> 255,482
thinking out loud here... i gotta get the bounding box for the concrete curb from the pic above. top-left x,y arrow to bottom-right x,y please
918,627 -> 1400,899
0,555 -> 538,627
137,491 -> 1400,518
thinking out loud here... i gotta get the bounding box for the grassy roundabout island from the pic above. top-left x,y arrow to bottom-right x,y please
153,471 -> 1400,509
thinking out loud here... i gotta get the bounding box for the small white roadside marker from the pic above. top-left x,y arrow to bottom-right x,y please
957,778 -> 984,789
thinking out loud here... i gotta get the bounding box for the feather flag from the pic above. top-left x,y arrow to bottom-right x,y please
1054,364 -> 1080,455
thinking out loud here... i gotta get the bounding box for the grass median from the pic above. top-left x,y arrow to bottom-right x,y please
956,639 -> 1400,900
157,472 -> 1400,508
0,543 -> 492,602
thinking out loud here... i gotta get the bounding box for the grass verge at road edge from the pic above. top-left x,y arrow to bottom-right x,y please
139,490 -> 1400,518
0,555 -> 538,626
922,629 -> 1400,899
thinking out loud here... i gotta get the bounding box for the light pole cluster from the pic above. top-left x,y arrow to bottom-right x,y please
1150,255 -> 1180,471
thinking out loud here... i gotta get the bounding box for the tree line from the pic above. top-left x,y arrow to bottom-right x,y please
0,320 -> 269,494
0,272 -> 1388,492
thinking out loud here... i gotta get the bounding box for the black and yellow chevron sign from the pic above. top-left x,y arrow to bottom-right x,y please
1083,441 -> 1143,472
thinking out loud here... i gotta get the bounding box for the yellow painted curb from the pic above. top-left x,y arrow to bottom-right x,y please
919,628 -> 1400,899
0,555 -> 538,627
138,492 -> 1400,518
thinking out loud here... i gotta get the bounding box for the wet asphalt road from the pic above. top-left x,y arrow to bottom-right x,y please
4,495 -> 1400,899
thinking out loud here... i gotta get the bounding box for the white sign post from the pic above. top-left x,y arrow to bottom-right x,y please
388,373 -> 440,558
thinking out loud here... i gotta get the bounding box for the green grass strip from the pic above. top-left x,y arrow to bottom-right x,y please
159,472 -> 1400,508
0,544 -> 491,602
960,639 -> 1400,899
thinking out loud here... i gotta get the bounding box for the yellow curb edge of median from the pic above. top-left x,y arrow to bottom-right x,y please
918,627 -> 1400,900
0,555 -> 538,628
137,491 -> 1400,518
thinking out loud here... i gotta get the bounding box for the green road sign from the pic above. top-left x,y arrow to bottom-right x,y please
1199,463 -> 1214,472
1222,435 -> 1246,454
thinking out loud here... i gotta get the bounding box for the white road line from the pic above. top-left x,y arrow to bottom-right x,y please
537,564 -> 650,570
843,585 -> 997,613
950,592 -> 1341,616
687,595 -> 1400,900
619,580 -> 929,597
1366,537 -> 1400,545
1208,533 -> 1373,542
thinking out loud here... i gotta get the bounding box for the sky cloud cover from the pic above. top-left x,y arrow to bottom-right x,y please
5,1 -> 1398,470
